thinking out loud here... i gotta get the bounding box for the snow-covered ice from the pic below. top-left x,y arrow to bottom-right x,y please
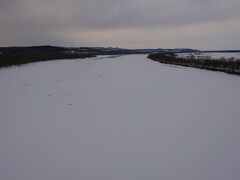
1,55 -> 240,180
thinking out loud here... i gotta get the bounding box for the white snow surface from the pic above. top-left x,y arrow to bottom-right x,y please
1,55 -> 240,180
177,52 -> 240,60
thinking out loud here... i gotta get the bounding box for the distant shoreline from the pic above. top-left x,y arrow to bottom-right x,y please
1,45 -> 240,70
0,46 -> 197,68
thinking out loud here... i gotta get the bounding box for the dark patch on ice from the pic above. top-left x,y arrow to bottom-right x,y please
23,84 -> 31,87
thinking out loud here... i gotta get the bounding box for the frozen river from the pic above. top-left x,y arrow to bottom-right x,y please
1,55 -> 240,180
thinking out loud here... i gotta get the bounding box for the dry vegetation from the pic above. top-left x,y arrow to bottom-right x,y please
148,53 -> 240,75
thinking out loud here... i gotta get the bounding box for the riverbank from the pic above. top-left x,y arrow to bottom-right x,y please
148,53 -> 240,75
0,46 -> 96,68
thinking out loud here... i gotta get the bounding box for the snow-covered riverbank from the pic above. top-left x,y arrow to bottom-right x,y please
149,53 -> 240,75
177,52 -> 240,61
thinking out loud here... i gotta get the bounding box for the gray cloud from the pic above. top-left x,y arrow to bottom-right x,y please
0,0 -> 240,49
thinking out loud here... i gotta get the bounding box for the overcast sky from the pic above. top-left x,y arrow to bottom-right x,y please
0,0 -> 240,49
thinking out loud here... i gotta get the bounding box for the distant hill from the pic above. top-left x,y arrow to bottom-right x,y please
0,45 -> 199,55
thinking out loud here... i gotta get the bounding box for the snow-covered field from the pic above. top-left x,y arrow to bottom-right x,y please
177,52 -> 240,60
1,55 -> 240,180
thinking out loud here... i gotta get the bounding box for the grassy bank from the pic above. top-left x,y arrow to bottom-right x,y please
148,53 -> 240,75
